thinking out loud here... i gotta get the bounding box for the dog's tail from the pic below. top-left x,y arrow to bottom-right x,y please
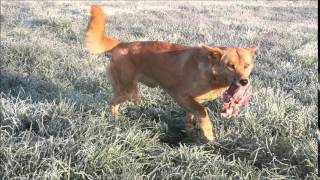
85,5 -> 120,53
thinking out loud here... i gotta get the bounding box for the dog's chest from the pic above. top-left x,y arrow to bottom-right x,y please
194,87 -> 228,103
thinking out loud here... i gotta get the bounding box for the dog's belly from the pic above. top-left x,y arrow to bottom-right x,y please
194,87 -> 228,103
138,75 -> 158,88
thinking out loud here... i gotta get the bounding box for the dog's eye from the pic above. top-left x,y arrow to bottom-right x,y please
227,64 -> 235,69
244,64 -> 250,69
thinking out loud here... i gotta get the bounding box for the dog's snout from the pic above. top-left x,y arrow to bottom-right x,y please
239,79 -> 248,86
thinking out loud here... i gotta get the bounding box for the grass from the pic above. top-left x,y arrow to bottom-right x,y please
0,1 -> 318,179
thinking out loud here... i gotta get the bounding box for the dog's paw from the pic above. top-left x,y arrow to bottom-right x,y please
183,123 -> 194,132
200,128 -> 215,143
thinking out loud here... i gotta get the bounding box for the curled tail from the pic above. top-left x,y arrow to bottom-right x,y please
85,5 -> 120,53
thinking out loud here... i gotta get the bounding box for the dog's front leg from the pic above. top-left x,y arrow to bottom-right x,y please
176,96 -> 215,142
198,107 -> 214,142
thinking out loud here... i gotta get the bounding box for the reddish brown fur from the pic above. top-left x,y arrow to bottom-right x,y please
85,5 -> 256,142
86,5 -> 120,53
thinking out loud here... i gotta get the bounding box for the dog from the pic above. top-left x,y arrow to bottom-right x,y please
85,5 -> 256,142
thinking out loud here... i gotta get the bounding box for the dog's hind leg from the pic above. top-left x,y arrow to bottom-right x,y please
184,113 -> 194,130
110,94 -> 129,118
131,87 -> 140,105
110,81 -> 139,118
109,57 -> 140,117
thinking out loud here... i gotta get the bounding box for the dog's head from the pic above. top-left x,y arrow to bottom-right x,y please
202,45 -> 256,86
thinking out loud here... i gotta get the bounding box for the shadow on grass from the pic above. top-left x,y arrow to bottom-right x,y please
123,100 -> 222,146
0,72 -> 60,101
1,72 -> 315,178
0,70 -> 229,147
121,100 -> 315,178
210,135 -> 315,178
0,71 -> 119,141
0,72 -> 111,124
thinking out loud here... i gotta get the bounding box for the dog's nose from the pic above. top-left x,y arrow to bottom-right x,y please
239,79 -> 248,86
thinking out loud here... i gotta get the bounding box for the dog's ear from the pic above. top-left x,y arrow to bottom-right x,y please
201,45 -> 224,61
245,47 -> 257,55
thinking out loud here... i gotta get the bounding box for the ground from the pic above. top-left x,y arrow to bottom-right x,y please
0,1 -> 318,179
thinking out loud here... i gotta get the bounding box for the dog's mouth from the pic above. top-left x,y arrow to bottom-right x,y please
226,79 -> 247,95
220,80 -> 252,118
226,81 -> 242,96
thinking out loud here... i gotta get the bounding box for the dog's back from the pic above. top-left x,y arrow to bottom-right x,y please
110,41 -> 207,92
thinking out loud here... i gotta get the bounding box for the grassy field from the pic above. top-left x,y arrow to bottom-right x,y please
0,1 -> 318,179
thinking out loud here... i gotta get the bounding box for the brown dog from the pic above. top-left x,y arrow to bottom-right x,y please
85,5 -> 256,142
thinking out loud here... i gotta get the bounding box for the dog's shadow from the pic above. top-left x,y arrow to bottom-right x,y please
1,72 -> 223,146
0,72 -> 112,137
123,100 -> 221,146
